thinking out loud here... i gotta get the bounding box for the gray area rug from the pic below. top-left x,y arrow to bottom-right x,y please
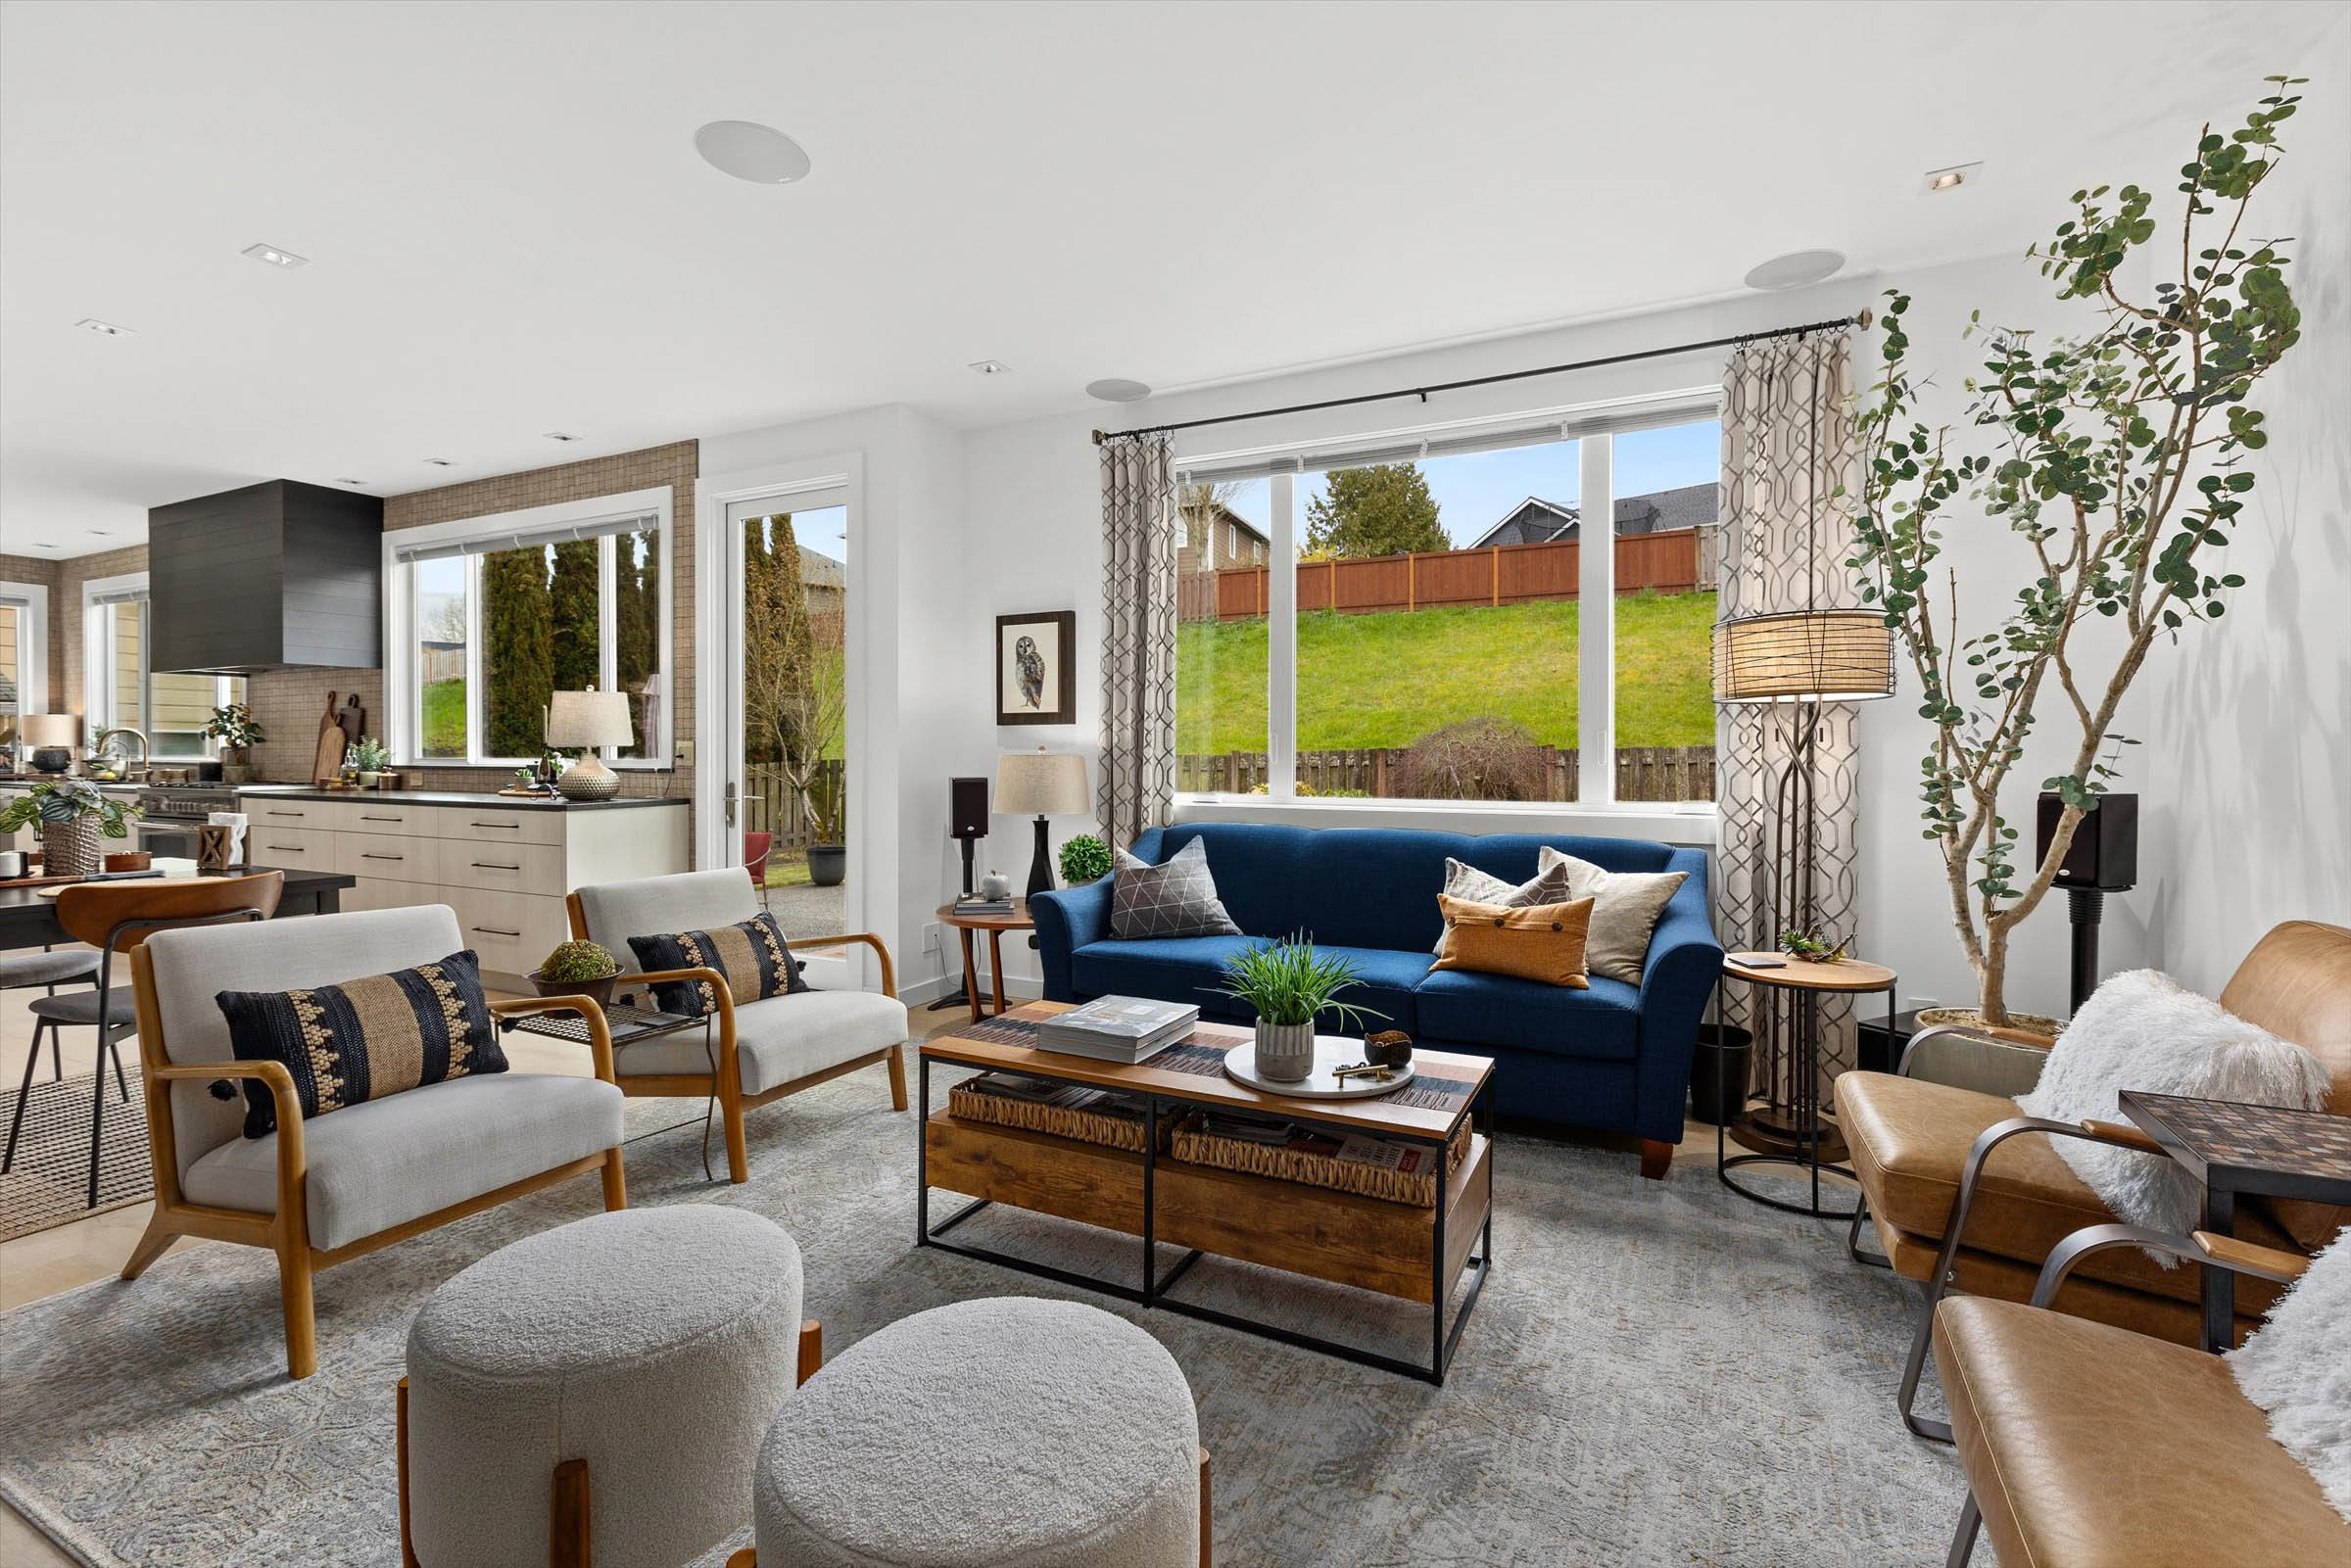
0,1074 -> 1978,1567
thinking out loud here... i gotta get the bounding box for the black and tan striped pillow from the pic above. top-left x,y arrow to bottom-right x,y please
627,911 -> 809,1018
214,950 -> 504,1138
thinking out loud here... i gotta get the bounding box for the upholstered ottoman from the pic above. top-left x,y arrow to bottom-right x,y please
403,1205 -> 805,1568
750,1296 -> 1203,1568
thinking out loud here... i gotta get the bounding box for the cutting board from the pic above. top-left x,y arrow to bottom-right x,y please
312,690 -> 348,784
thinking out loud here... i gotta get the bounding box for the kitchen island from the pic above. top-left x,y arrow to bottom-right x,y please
0,867 -> 356,950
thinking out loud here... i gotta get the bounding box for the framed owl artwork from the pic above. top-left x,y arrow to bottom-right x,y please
995,609 -> 1076,726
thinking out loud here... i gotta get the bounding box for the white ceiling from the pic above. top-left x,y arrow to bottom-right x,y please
2,0 -> 2337,556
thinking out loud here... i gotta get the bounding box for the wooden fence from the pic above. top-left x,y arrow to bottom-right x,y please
1178,527 -> 1715,623
1177,744 -> 1715,803
741,758 -> 846,851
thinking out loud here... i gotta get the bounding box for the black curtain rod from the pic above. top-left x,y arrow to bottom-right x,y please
1089,309 -> 1871,447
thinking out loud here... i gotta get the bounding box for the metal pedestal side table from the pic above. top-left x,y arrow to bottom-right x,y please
1714,953 -> 1896,1219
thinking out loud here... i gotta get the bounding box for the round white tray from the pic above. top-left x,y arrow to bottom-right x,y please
1221,1038 -> 1415,1100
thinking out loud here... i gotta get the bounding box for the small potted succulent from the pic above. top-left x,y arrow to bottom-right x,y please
205,703 -> 265,784
0,779 -> 141,879
530,939 -> 621,1009
1058,832 -> 1112,885
1216,935 -> 1385,1083
346,736 -> 392,789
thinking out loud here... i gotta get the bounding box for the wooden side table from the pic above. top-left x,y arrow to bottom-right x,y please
1713,953 -> 1896,1218
936,900 -> 1034,1022
2119,1089 -> 2351,1352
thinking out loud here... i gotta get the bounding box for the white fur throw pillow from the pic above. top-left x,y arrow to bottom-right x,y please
2229,1229 -> 2351,1523
2015,969 -> 2330,1245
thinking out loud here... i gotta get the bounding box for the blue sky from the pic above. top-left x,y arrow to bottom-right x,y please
1220,418 -> 1717,547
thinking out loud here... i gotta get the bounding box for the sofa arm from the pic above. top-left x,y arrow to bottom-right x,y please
1633,861 -> 1724,1144
1031,878 -> 1112,1002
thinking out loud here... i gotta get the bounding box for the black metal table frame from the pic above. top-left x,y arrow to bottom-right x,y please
1713,970 -> 1896,1220
504,999 -> 724,1178
915,1049 -> 1494,1385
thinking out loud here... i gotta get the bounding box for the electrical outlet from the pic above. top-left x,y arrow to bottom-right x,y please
922,923 -> 940,954
675,739 -> 695,766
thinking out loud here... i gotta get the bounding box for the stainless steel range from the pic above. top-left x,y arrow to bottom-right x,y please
134,784 -> 251,860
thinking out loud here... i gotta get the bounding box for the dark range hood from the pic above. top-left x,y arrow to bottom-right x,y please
149,480 -> 384,674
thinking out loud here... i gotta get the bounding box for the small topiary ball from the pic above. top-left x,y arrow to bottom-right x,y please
1058,832 -> 1113,884
539,939 -> 618,982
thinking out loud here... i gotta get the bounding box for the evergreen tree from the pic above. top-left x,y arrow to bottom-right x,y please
483,546 -> 553,758
1305,463 -> 1446,557
549,539 -> 600,692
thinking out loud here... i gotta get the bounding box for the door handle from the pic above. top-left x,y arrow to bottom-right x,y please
725,781 -> 738,828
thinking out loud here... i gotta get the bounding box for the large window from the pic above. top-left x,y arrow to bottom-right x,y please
1,581 -> 46,754
80,577 -> 243,760
386,492 -> 670,766
1175,399 -> 1719,807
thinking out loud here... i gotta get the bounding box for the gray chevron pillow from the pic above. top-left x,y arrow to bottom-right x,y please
1432,856 -> 1579,955
1110,838 -> 1242,939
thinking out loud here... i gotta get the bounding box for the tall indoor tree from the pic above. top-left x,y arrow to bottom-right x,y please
1850,79 -> 2304,1025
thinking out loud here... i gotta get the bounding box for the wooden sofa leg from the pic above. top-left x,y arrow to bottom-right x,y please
552,1458 -> 591,1568
887,1042 -> 909,1113
797,1319 -> 823,1386
1639,1140 -> 1671,1180
725,1551 -> 757,1568
397,1378 -> 421,1568
278,1241 -> 318,1380
120,1214 -> 176,1280
600,1145 -> 629,1212
1199,1447 -> 1212,1568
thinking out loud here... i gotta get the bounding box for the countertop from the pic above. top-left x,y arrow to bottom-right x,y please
234,785 -> 684,811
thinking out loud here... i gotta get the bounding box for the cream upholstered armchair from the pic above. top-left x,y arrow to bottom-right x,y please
568,869 -> 909,1184
127,905 -> 629,1380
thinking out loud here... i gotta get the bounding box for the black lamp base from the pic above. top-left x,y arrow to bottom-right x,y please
1025,816 -> 1054,903
29,748 -> 72,775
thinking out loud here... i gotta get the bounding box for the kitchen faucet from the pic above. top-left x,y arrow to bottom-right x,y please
94,726 -> 151,782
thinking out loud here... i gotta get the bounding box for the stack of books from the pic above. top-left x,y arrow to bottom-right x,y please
952,894 -> 1016,916
1036,994 -> 1200,1065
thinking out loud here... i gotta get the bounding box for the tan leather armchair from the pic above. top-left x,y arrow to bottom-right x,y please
1833,920 -> 2351,1439
1936,1225 -> 2347,1568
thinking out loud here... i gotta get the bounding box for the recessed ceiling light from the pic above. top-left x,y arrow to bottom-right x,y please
1923,162 -> 1983,194
1086,378 -> 1152,403
543,431 -> 582,443
1743,250 -> 1846,291
969,359 -> 1011,376
695,120 -> 811,184
75,317 -> 132,336
242,242 -> 310,268
423,458 -> 456,467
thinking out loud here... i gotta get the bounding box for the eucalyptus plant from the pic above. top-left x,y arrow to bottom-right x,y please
1849,79 -> 2303,1025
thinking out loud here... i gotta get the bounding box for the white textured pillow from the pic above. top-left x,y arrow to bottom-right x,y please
1431,857 -> 1577,956
2229,1230 -> 2351,1523
1536,848 -> 1686,984
2015,969 -> 2330,1242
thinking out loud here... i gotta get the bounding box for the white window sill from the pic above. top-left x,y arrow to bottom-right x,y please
396,759 -> 679,774
1172,793 -> 1716,847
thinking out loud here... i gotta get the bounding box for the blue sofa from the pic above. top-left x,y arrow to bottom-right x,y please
1031,823 -> 1722,1175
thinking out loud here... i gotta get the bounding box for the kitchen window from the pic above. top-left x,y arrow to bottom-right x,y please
382,489 -> 672,768
1,580 -> 47,752
79,575 -> 244,761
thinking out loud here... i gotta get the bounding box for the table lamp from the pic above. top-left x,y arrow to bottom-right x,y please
21,714 -> 79,775
994,747 -> 1088,901
546,690 -> 635,800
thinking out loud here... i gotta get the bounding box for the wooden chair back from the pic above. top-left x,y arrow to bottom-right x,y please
56,872 -> 285,953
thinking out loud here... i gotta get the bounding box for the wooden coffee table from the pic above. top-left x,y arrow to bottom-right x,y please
918,1001 -> 1495,1384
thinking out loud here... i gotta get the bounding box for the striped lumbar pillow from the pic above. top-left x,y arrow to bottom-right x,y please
627,910 -> 809,1018
215,950 -> 504,1138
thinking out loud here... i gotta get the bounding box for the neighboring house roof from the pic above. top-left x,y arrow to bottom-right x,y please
1184,499 -> 1269,547
1467,483 -> 1718,548
800,546 -> 845,592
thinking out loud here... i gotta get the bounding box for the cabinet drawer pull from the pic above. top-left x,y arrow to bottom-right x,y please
265,843 -> 306,853
266,810 -> 305,818
360,852 -> 405,861
472,861 -> 522,872
470,821 -> 522,831
470,925 -> 521,938
360,814 -> 403,823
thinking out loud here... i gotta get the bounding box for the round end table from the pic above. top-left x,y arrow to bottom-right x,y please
1712,953 -> 1895,1219
936,899 -> 1033,1022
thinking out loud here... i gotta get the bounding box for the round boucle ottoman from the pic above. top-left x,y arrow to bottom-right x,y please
753,1297 -> 1200,1568
405,1205 -> 803,1568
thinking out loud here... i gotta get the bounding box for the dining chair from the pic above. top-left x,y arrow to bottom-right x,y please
743,832 -> 774,910
4,875 -> 287,1208
1,938 -> 105,1117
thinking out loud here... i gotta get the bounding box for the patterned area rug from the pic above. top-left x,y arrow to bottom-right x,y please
0,1073 -> 152,1243
0,1075 -> 1979,1567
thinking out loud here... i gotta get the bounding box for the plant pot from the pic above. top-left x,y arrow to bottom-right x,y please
103,851 -> 153,874
1689,1023 -> 1753,1125
529,972 -> 618,1010
40,819 -> 101,879
356,771 -> 383,789
1253,1019 -> 1317,1082
1915,1005 -> 2062,1046
806,843 -> 846,886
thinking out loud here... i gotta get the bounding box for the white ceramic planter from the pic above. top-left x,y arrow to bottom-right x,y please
1253,1019 -> 1316,1082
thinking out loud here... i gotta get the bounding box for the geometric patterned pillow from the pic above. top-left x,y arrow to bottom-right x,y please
1110,837 -> 1242,939
1431,855 -> 1578,955
214,949 -> 505,1138
627,910 -> 809,1019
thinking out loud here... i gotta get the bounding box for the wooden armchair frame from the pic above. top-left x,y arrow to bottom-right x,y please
124,952 -> 629,1380
565,894 -> 909,1185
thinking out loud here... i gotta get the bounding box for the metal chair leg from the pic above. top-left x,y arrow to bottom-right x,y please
1899,1277 -> 1956,1443
107,1029 -> 130,1102
86,1033 -> 108,1208
1944,1495 -> 1981,1567
3,1022 -> 44,1172
1847,1191 -> 1891,1267
48,1015 -> 63,1080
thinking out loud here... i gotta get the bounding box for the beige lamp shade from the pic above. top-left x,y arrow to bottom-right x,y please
996,748 -> 1088,816
19,714 -> 80,746
1713,609 -> 1895,704
544,689 -> 636,748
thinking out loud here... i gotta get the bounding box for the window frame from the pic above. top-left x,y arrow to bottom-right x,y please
0,580 -> 49,739
381,487 -> 675,770
1173,388 -> 1722,817
77,572 -> 241,761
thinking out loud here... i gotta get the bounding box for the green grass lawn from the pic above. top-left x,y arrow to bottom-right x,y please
421,678 -> 465,755
1176,592 -> 1716,753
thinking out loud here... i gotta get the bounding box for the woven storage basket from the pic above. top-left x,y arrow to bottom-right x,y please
1169,1111 -> 1471,1208
948,1079 -> 1166,1154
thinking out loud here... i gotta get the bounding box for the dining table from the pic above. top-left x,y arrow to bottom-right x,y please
0,867 -> 356,951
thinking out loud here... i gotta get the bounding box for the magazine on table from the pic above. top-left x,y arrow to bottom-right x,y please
1035,994 -> 1199,1062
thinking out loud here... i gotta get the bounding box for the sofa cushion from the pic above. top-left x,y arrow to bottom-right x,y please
1072,935 -> 1271,1017
181,1072 -> 622,1252
1431,895 -> 1594,989
1430,856 -> 1578,954
1110,839 -> 1242,939
1413,966 -> 1641,1060
628,910 -> 811,1018
614,989 -> 908,1096
1936,1296 -> 2351,1568
1539,849 -> 1687,984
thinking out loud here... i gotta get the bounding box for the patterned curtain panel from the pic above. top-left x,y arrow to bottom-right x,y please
1716,330 -> 1864,1069
1098,433 -> 1178,847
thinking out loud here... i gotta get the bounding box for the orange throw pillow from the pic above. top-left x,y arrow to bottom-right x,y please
1432,894 -> 1595,988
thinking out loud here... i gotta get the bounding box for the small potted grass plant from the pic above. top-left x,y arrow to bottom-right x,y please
1216,935 -> 1385,1083
530,939 -> 621,1009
